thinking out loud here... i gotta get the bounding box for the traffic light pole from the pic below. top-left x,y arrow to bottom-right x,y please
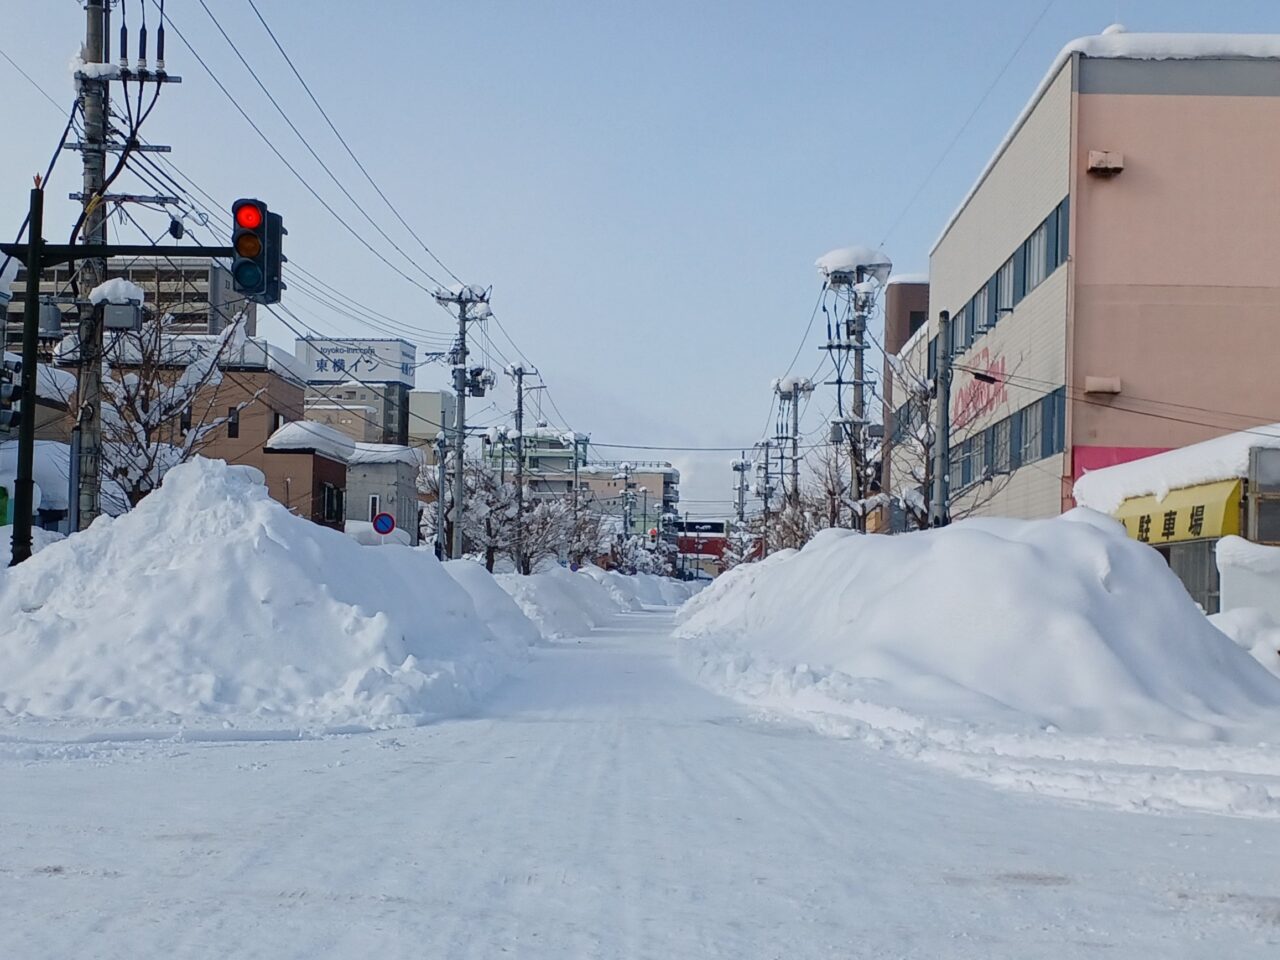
11,188 -> 45,565
0,229 -> 236,565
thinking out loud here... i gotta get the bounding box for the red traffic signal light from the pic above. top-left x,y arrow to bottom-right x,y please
234,203 -> 264,230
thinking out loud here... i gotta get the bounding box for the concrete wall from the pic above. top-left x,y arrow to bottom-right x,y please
1070,59 -> 1280,479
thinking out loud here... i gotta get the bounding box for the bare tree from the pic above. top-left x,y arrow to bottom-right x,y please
71,309 -> 261,508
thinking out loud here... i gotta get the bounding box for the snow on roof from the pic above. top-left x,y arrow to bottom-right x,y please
1073,422 -> 1280,513
815,246 -> 892,283
3,351 -> 75,404
885,272 -> 929,286
931,26 -> 1280,254
265,421 -> 356,462
88,277 -> 146,306
348,442 -> 424,467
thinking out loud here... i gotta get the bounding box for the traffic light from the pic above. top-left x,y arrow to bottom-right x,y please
264,211 -> 286,304
231,199 -> 285,304
0,356 -> 21,429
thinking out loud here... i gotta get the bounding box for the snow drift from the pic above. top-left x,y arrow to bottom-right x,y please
497,566 -> 697,641
443,559 -> 541,650
0,458 -> 525,725
675,512 -> 1280,740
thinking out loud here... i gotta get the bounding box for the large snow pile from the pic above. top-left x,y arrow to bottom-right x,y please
1210,608 -> 1280,680
443,559 -> 540,650
494,566 -> 694,641
496,566 -> 624,640
0,458 -> 520,725
1074,424 -> 1280,513
675,512 -> 1280,740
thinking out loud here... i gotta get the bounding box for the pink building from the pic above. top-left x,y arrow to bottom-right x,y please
894,28 -> 1280,521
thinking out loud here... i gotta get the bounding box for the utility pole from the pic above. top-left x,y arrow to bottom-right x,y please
76,0 -> 110,529
10,187 -> 44,565
774,377 -> 813,506
929,310 -> 953,527
849,280 -> 872,533
434,285 -> 489,559
510,363 -> 528,574
754,439 -> 773,558
434,434 -> 448,558
618,462 -> 633,539
732,451 -> 748,524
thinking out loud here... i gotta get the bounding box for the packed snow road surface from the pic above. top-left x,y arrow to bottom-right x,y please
5,610 -> 1280,959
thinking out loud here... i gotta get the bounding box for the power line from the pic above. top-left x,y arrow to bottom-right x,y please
243,0 -> 463,286
146,0 -> 443,297
192,0 -> 447,291
878,0 -> 1058,247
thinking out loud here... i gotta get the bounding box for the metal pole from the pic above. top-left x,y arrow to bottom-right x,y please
790,391 -> 800,505
434,434 -> 447,558
513,366 -> 525,573
572,437 -> 580,520
76,0 -> 109,530
449,302 -> 468,558
930,311 -> 953,527
68,425 -> 81,533
10,188 -> 43,565
761,441 -> 771,557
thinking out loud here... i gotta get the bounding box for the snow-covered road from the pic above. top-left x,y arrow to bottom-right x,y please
5,610 -> 1280,958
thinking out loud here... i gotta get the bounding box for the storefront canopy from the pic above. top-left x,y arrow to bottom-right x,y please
1113,479 -> 1241,545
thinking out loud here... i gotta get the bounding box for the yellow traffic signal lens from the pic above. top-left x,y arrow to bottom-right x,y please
235,233 -> 263,258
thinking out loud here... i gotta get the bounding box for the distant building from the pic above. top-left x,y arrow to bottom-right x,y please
408,390 -> 456,464
296,338 -> 416,446
263,421 -> 350,531
4,257 -> 257,347
345,442 -> 425,546
579,460 -> 680,536
889,28 -> 1280,523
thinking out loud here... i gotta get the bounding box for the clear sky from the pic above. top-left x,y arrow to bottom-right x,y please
3,0 -> 1277,512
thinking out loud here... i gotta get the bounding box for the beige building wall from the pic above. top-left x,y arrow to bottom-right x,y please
929,61 -> 1073,325
928,59 -> 1074,520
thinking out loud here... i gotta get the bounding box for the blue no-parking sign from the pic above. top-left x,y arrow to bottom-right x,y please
372,512 -> 396,536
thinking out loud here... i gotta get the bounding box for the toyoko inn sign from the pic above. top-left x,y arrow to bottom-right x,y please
295,338 -> 417,387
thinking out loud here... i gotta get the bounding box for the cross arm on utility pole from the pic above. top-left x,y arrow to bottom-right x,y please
0,243 -> 234,268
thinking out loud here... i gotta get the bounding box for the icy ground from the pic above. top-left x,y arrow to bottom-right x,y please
5,609 -> 1280,959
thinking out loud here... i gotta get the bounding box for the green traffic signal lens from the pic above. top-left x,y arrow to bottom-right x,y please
233,261 -> 264,290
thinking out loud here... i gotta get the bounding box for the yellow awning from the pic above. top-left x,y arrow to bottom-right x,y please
1113,479 -> 1241,544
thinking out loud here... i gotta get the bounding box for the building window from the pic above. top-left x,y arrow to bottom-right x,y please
368,494 -> 380,521
1056,196 -> 1070,267
970,431 -> 988,484
908,310 -> 926,336
952,306 -> 967,355
927,336 -> 938,380
1020,400 -> 1042,465
972,284 -> 989,334
226,407 -> 239,439
992,417 -> 1011,475
322,483 -> 345,523
273,411 -> 286,432
997,257 -> 1014,315
1025,221 -> 1049,291
179,405 -> 192,434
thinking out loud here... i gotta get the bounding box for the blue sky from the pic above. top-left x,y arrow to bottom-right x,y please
3,0 -> 1277,510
